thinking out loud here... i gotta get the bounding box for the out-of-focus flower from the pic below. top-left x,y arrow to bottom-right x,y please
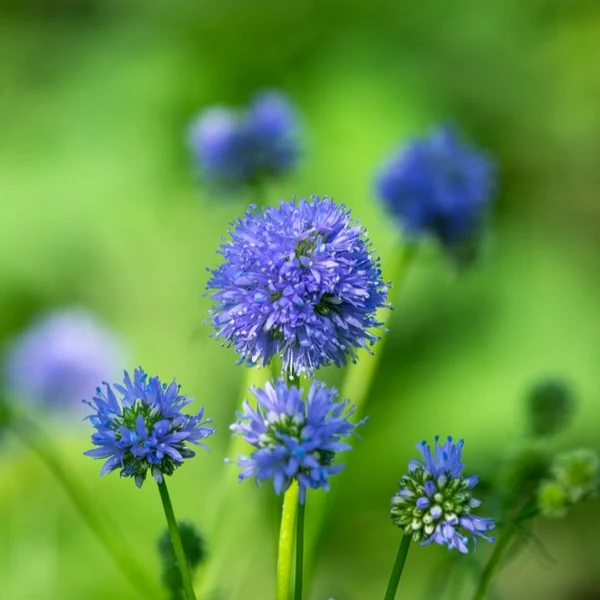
84,368 -> 215,487
207,196 -> 388,375
538,449 -> 599,517
4,308 -> 125,409
526,378 -> 575,438
375,126 -> 495,263
230,379 -> 365,503
188,90 -> 300,189
390,436 -> 495,553
158,522 -> 206,600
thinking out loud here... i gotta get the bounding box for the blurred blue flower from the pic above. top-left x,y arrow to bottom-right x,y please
390,436 -> 495,553
207,196 -> 388,375
375,127 -> 495,258
4,308 -> 125,410
84,368 -> 215,487
230,379 -> 365,503
188,90 -> 300,189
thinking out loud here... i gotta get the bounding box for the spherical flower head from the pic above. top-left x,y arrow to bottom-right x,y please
207,196 -> 388,375
230,379 -> 365,503
188,90 -> 300,189
375,126 -> 495,262
84,368 -> 215,487
390,436 -> 495,553
4,308 -> 125,410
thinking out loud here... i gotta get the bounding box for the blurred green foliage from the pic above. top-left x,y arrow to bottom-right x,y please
1,1 -> 599,598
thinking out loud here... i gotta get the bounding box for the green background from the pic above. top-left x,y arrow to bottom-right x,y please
1,1 -> 599,598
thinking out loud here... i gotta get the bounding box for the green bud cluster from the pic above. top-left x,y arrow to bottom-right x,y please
538,448 -> 599,518
259,413 -> 304,448
390,467 -> 475,543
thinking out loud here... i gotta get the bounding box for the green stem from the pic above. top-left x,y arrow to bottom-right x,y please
277,481 -> 299,600
384,534 -> 412,600
294,496 -> 306,600
157,479 -> 197,600
342,242 -> 416,421
471,527 -> 515,600
472,504 -> 539,600
10,413 -> 156,598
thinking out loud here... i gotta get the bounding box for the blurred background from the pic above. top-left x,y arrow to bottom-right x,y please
1,0 -> 599,598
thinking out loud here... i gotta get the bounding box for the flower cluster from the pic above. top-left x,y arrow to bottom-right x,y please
4,308 -> 125,410
207,196 -> 388,375
390,436 -> 495,553
188,90 -> 300,188
375,126 -> 495,260
84,368 -> 215,487
230,379 -> 364,503
538,449 -> 599,517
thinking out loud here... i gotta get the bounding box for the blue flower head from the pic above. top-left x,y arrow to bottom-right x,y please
376,127 -> 495,262
84,368 -> 215,487
230,379 -> 365,503
207,196 -> 388,375
188,90 -> 300,189
4,308 -> 125,410
391,436 -> 495,553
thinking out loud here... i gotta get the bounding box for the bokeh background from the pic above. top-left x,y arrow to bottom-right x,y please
1,1 -> 599,598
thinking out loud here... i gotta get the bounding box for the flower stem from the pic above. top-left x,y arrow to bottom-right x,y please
9,412 -> 157,597
294,495 -> 306,600
472,504 -> 539,600
384,534 -> 412,600
471,524 -> 516,600
277,480 -> 299,600
157,479 -> 197,600
341,241 -> 416,421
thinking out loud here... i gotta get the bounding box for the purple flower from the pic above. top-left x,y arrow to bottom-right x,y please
391,436 -> 495,553
376,126 -> 495,261
188,90 -> 300,189
4,308 -> 125,410
230,379 -> 365,503
207,196 -> 388,375
84,368 -> 215,487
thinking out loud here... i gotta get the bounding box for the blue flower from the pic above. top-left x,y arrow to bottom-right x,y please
390,436 -> 495,553
207,196 -> 388,375
4,308 -> 125,410
375,126 -> 495,257
84,368 -> 215,487
188,90 -> 300,189
231,379 -> 365,503
245,91 -> 300,176
188,107 -> 254,187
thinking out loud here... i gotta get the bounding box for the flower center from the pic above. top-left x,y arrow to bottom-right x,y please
295,232 -> 324,259
390,467 -> 474,542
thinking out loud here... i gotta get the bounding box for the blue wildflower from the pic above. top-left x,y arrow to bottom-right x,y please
84,368 -> 215,487
245,91 -> 300,176
375,126 -> 495,258
207,196 -> 388,375
4,308 -> 125,410
188,107 -> 254,187
390,436 -> 495,553
230,379 -> 365,503
188,90 -> 300,188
